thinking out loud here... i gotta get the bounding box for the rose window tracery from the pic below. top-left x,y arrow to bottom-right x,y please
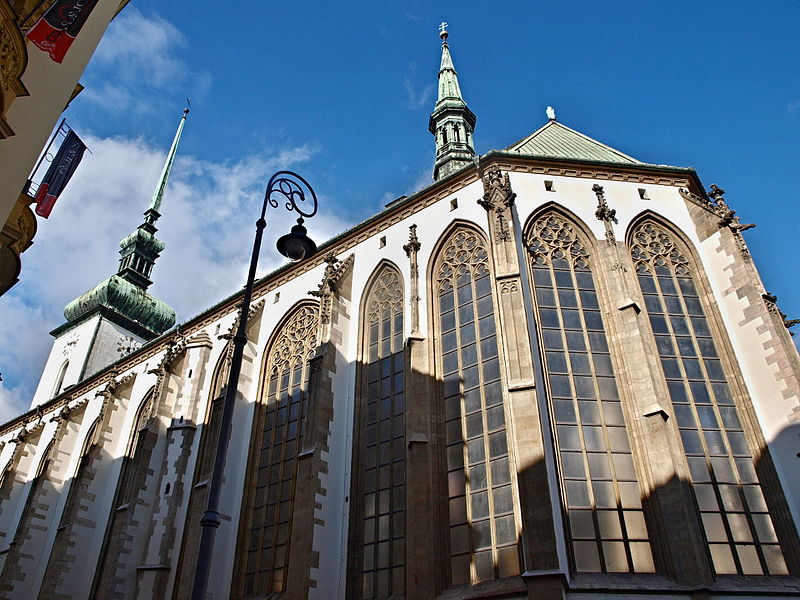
268,304 -> 319,376
436,229 -> 490,294
630,222 -> 689,275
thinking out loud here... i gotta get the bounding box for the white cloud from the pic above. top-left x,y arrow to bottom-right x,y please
1,135 -> 351,420
404,166 -> 433,196
81,8 -> 208,115
0,294 -> 51,420
404,62 -> 434,110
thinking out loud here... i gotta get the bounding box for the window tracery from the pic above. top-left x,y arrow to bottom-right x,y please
630,220 -> 788,576
240,303 -> 320,596
351,263 -> 405,599
434,226 -> 519,584
527,212 -> 654,573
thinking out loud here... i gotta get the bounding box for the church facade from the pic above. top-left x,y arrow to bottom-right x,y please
0,28 -> 799,600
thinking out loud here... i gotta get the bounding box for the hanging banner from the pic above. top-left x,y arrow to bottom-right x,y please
35,129 -> 87,218
26,0 -> 100,64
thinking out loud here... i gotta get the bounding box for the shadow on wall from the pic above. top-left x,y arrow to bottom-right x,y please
0,351 -> 799,599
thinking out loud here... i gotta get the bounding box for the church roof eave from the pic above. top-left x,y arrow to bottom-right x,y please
482,148 -> 695,176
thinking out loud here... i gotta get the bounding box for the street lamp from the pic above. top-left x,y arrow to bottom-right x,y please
191,171 -> 319,600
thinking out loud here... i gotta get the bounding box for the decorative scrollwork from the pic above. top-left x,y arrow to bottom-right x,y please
268,304 -> 319,377
436,229 -> 490,294
630,221 -> 689,275
264,170 -> 318,218
367,265 -> 403,325
526,213 -> 590,269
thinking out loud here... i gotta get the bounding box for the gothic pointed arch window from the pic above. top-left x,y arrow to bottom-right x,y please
349,262 -> 405,599
630,219 -> 788,576
237,302 -> 319,597
115,388 -> 156,510
526,211 -> 654,574
433,225 -> 520,584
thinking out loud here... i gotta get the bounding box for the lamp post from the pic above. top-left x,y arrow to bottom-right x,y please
191,171 -> 318,600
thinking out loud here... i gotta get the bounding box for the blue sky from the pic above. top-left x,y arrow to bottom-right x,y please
1,1 -> 799,418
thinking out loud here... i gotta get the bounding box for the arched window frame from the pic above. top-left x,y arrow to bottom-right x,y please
114,387 -> 156,511
348,260 -> 406,600
626,213 -> 796,576
427,220 -> 521,585
522,206 -> 655,574
233,300 -> 320,597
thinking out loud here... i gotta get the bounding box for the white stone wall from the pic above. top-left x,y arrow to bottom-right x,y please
1,165 -> 798,598
31,314 -> 102,408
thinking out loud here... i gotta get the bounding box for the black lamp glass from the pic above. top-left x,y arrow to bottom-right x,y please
277,218 -> 317,260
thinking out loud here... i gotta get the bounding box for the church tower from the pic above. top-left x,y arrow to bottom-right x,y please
31,109 -> 188,407
429,23 -> 477,180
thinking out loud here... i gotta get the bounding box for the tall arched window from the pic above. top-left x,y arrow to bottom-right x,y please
630,220 -> 788,576
349,263 -> 405,599
433,226 -> 519,584
526,212 -> 654,574
238,303 -> 319,596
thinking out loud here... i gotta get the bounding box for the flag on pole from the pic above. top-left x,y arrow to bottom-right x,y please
34,129 -> 87,218
26,0 -> 100,64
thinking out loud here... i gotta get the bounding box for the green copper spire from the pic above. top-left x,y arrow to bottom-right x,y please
150,107 -> 189,214
118,107 -> 189,290
429,22 -> 476,180
62,108 -> 188,339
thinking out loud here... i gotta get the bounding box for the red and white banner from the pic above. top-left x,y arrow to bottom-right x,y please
34,129 -> 87,218
26,0 -> 100,64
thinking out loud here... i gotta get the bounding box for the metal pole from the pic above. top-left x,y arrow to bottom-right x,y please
190,171 -> 317,600
23,118 -> 66,196
190,216 -> 264,600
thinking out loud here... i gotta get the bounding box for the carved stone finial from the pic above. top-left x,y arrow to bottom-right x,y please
593,184 -> 617,245
705,185 -> 755,258
404,225 -> 422,335
309,254 -> 354,336
478,169 -> 516,243
403,224 -> 421,257
593,184 -> 616,223
546,106 -> 556,121
708,184 -> 726,202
